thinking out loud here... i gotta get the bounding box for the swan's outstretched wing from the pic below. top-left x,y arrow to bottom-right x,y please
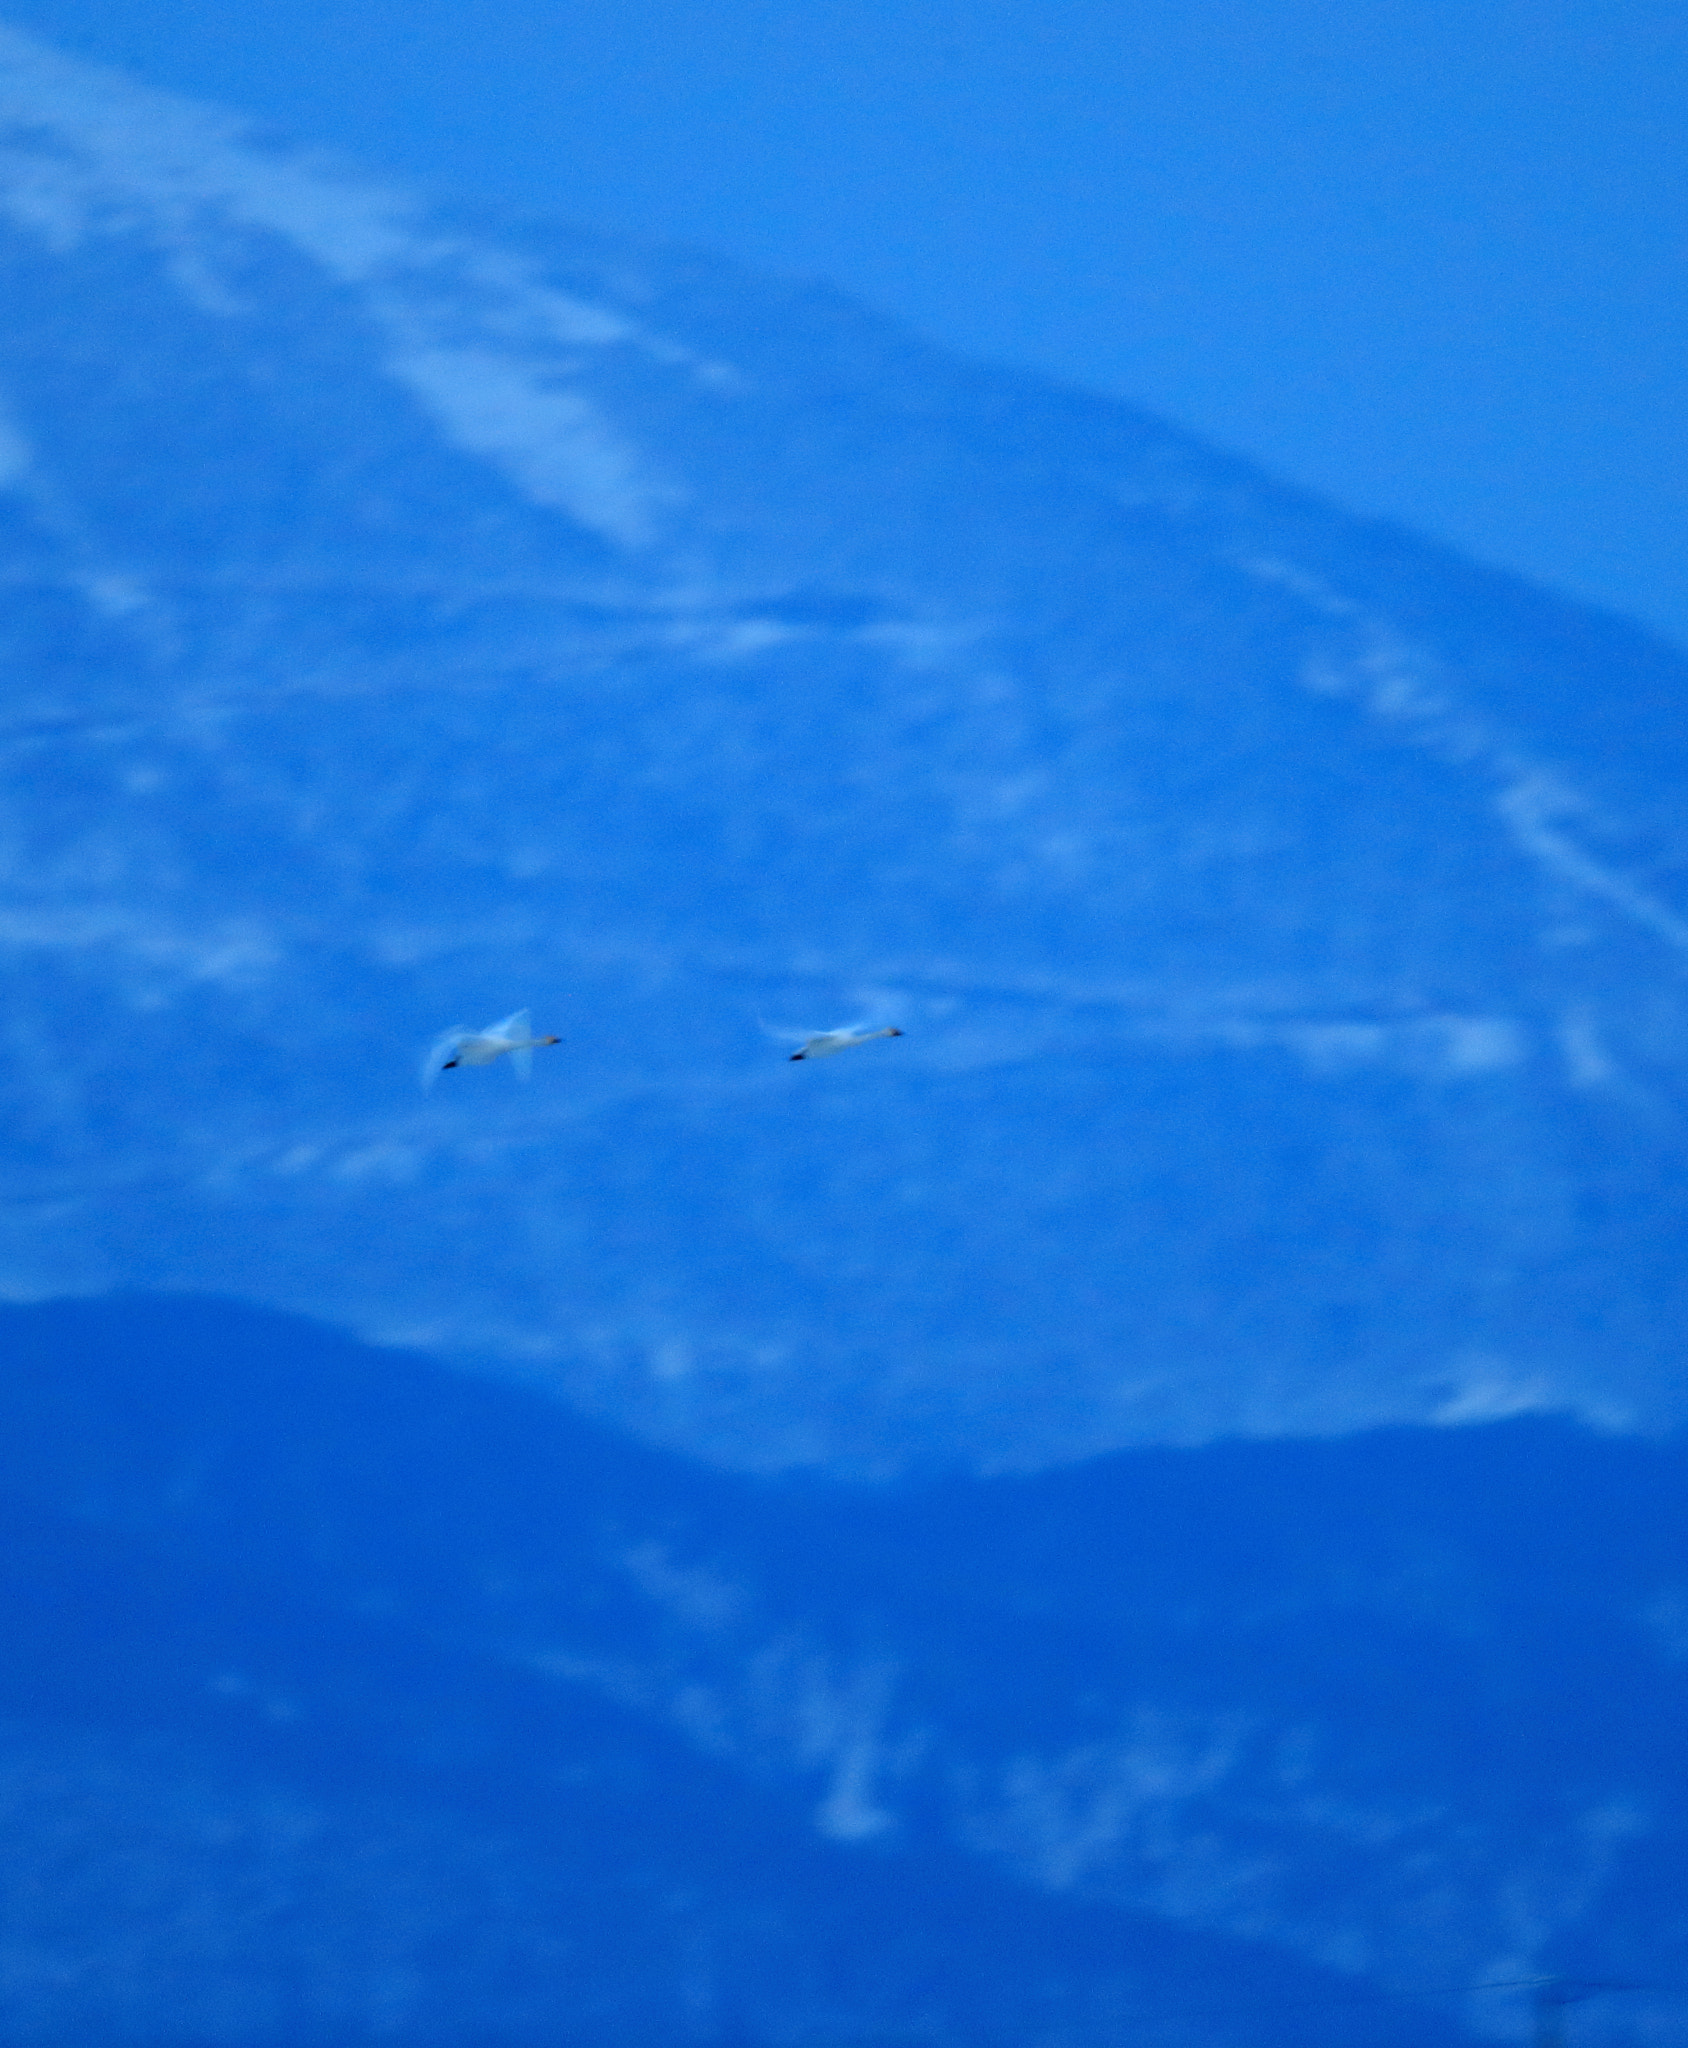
420,1027 -> 469,1092
760,1016 -> 871,1045
791,1022 -> 903,1061
756,1015 -> 813,1046
481,1009 -> 531,1079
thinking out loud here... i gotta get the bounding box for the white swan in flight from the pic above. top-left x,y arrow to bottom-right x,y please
421,1009 -> 560,1090
787,1024 -> 904,1062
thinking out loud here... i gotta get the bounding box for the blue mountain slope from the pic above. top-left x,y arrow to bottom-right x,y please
1,1294 -> 1682,2042
0,21 -> 1686,1473
7,1519 -> 1408,2047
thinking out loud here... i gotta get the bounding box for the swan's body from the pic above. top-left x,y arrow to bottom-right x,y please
789,1025 -> 903,1062
421,1009 -> 560,1090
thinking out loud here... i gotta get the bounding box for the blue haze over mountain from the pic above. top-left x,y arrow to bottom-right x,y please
2,25 -> 1686,1475
2,24 -> 1688,2040
5,0 -> 1686,654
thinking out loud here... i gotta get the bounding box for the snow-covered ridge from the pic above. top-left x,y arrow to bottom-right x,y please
0,21 -> 714,543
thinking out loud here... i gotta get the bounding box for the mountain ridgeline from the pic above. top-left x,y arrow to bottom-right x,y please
0,23 -> 1686,1473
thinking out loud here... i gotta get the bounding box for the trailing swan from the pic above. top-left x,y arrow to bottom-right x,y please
421,1009 -> 560,1090
788,1024 -> 904,1062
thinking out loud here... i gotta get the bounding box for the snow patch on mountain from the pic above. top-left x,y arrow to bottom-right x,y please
0,21 -> 702,547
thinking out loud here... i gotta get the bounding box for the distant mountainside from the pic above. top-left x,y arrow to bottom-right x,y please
5,1293 -> 1685,2044
1,20 -> 1687,1474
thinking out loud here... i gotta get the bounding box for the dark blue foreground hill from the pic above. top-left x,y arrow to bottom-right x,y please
1,1293 -> 1683,2043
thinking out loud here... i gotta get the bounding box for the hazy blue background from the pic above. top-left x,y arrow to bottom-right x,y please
4,0 -> 1685,646
4,10 -> 1688,2034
